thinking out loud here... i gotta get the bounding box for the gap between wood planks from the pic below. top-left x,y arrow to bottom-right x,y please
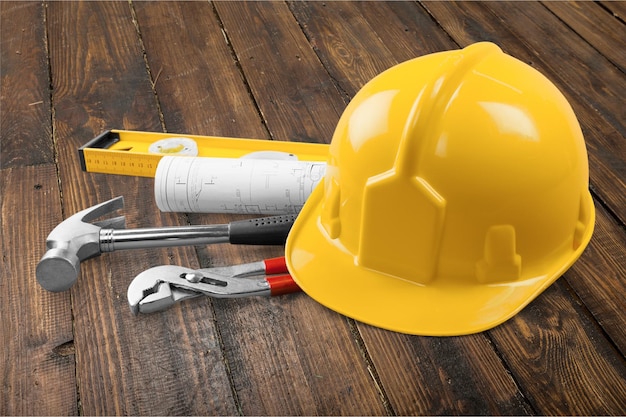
285,1 -> 354,103
41,0 -> 66,221
209,0 -> 277,142
128,0 -> 167,132
347,318 -> 397,415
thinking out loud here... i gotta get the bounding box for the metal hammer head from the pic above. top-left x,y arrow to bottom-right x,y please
36,196 -> 126,292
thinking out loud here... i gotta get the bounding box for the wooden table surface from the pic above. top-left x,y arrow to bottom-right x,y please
1,1 -> 625,415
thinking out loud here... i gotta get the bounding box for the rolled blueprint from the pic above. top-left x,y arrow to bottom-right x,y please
155,156 -> 327,215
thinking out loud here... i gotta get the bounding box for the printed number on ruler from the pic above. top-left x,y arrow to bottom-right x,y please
88,152 -> 157,177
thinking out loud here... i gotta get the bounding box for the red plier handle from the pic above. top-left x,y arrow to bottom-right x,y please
261,257 -> 301,296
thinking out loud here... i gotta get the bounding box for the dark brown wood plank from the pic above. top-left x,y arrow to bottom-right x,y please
0,1 -> 53,168
601,1 -> 626,22
485,1 -> 626,135
292,2 -> 398,91
216,1 -> 345,144
543,1 -> 625,72
132,1 -> 266,140
46,2 -> 237,414
292,0 -> 456,95
360,328 -> 533,415
0,166 -> 77,415
422,1 -> 626,224
0,2 -> 76,415
134,2 -> 389,414
490,278 -> 626,415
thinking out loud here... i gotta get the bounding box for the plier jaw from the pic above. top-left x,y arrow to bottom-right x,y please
130,279 -> 203,315
127,257 -> 299,315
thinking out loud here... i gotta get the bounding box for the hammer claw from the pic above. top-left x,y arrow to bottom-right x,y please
80,196 -> 125,223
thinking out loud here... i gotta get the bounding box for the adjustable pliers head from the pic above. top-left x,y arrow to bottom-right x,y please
127,265 -> 272,315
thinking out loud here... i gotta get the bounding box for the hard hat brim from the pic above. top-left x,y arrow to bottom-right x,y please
285,184 -> 595,336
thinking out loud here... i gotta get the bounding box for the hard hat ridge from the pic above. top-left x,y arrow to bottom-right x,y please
359,42 -> 501,284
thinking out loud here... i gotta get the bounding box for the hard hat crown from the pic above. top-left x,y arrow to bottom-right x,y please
321,42 -> 590,284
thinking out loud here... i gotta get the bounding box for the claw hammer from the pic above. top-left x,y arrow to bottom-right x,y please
36,196 -> 296,292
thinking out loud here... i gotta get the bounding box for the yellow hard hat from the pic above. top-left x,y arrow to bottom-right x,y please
285,42 -> 595,336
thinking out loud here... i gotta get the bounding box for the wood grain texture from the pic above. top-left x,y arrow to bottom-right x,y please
359,327 -> 534,415
600,1 -> 626,24
291,0 -> 460,93
215,1 -> 345,144
0,166 -> 76,415
565,203 -> 626,352
132,1 -> 267,139
489,280 -> 626,415
543,1 -> 626,72
0,3 -> 75,414
0,1 -> 53,168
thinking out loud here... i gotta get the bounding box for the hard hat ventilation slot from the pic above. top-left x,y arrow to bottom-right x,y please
476,225 -> 522,284
321,177 -> 341,239
573,191 -> 592,250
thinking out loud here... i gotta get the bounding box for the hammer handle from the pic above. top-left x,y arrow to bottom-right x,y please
100,215 -> 296,252
228,214 -> 297,245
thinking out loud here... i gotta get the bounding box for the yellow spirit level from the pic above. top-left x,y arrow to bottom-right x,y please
79,129 -> 330,177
